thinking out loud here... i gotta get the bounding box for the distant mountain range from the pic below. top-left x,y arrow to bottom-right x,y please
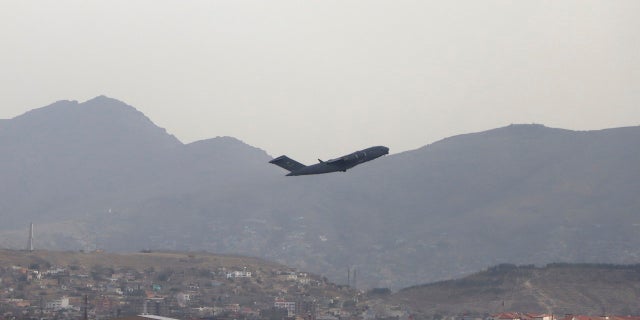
1,96 -> 639,289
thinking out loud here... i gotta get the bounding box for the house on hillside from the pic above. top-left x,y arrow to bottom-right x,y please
274,298 -> 296,317
226,270 -> 252,279
279,272 -> 298,281
176,292 -> 191,308
45,296 -> 70,310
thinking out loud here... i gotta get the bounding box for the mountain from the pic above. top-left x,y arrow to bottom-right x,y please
388,263 -> 640,317
339,124 -> 640,287
0,97 -> 181,224
1,97 -> 639,289
0,96 -> 273,246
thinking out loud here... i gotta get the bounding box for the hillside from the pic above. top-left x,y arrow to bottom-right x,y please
1,96 -> 639,288
0,249 -> 281,272
0,249 -> 358,318
389,263 -> 640,317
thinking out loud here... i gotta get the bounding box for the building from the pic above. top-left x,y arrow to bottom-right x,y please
46,296 -> 70,310
226,270 -> 252,279
275,298 -> 296,317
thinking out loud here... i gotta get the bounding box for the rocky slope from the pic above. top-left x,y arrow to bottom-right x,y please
390,263 -> 640,317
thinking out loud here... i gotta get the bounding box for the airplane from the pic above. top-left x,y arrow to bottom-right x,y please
269,146 -> 389,176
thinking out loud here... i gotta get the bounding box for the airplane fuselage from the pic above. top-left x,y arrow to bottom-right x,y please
269,146 -> 389,176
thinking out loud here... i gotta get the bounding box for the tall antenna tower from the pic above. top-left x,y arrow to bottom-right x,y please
27,223 -> 34,252
352,268 -> 357,290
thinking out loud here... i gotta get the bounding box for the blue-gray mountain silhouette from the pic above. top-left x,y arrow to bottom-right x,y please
1,96 -> 639,288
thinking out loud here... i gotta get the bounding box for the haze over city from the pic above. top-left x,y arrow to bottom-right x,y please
2,0 -> 639,162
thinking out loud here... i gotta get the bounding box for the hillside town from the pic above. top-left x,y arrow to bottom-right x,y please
2,253 -> 639,320
0,251 -> 366,320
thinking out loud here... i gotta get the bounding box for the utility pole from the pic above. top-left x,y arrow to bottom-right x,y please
347,267 -> 350,287
27,223 -> 34,251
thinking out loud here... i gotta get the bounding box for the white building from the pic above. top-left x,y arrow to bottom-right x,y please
176,292 -> 192,308
226,270 -> 251,279
46,297 -> 69,310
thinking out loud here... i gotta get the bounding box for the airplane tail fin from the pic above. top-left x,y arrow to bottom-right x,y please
269,155 -> 305,173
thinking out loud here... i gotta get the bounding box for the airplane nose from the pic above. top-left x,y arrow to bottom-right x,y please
382,146 -> 389,154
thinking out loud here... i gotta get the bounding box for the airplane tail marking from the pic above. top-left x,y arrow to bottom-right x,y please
269,155 -> 305,173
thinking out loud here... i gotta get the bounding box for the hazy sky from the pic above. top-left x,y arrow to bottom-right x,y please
2,1 -> 639,162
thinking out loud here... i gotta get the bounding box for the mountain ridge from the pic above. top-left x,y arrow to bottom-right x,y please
1,96 -> 639,289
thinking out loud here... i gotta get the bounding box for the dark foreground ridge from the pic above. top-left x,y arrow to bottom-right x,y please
389,263 -> 640,318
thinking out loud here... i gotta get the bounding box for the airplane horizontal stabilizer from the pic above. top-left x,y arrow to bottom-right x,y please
269,155 -> 305,173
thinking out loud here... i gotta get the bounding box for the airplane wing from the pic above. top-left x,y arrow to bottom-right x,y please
325,157 -> 347,164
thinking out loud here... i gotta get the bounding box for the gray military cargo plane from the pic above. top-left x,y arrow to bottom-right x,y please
269,146 -> 389,176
